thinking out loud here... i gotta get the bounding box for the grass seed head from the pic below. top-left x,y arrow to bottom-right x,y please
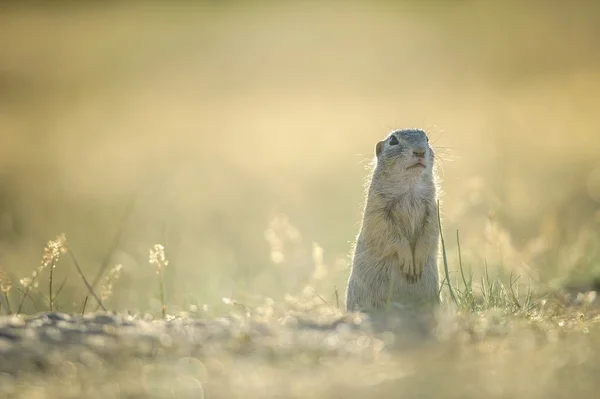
149,244 -> 169,274
19,234 -> 68,290
100,264 -> 124,301
0,265 -> 12,293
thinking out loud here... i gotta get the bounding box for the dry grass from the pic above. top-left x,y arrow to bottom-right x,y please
1,1 -> 600,397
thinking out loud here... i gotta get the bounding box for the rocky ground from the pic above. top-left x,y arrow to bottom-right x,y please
0,299 -> 599,399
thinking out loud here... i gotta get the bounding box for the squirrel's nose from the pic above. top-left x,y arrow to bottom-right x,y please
413,148 -> 426,158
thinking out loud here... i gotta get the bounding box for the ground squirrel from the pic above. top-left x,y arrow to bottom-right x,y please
346,128 -> 441,312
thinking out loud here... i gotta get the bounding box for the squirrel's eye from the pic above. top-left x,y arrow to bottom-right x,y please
389,136 -> 399,145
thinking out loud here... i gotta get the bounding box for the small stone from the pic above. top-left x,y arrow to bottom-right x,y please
93,314 -> 118,325
45,312 -> 72,323
4,316 -> 25,328
0,330 -> 21,341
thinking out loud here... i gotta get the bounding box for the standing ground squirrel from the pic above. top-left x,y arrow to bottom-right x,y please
346,128 -> 441,312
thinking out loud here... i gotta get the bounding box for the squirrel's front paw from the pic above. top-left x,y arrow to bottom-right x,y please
398,250 -> 417,282
412,245 -> 430,280
413,257 -> 426,280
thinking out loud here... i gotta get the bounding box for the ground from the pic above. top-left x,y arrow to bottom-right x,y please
1,290 -> 599,399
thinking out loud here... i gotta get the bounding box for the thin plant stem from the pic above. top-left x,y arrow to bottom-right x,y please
158,268 -> 166,319
484,260 -> 492,308
16,274 -> 41,316
437,200 -> 458,306
31,287 -> 61,312
66,247 -> 106,311
456,230 -> 469,292
16,288 -> 36,311
456,230 -> 474,310
437,274 -> 449,303
49,259 -> 55,312
91,196 -> 136,290
509,271 -> 521,309
53,277 -> 68,302
480,276 -> 487,304
334,286 -> 340,310
3,292 -> 10,315
81,296 -> 88,316
311,288 -> 333,311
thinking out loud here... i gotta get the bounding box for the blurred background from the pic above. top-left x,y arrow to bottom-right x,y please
1,1 -> 600,313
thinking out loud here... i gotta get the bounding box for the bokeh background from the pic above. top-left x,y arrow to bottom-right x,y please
1,1 -> 600,314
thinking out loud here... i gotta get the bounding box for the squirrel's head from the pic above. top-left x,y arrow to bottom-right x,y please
374,128 -> 434,177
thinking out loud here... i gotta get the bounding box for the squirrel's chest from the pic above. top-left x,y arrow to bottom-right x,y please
384,176 -> 432,237
390,197 -> 427,238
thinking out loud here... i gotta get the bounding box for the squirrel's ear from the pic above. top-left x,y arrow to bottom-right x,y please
375,140 -> 384,157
